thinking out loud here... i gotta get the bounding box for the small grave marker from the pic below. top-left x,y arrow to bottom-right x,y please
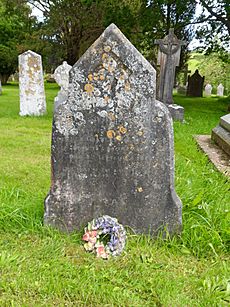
19,50 -> 46,116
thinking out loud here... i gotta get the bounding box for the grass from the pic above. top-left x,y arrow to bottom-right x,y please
0,84 -> 230,306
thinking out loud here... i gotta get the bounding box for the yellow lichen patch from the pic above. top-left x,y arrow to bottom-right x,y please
115,135 -> 122,141
119,74 -> 125,80
100,75 -> 105,81
125,82 -> 131,91
136,187 -> 143,193
106,130 -> 115,139
104,45 -> 111,52
88,74 -> 93,81
137,130 -> 144,136
84,83 -> 94,93
94,73 -> 98,80
119,126 -> 127,135
102,53 -> 108,60
108,112 -> 116,121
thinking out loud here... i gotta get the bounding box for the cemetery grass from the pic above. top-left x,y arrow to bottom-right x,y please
0,84 -> 229,306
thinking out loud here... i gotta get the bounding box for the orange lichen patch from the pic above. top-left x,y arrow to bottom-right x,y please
104,95 -> 110,102
88,74 -> 93,81
115,135 -> 122,141
136,187 -> 143,193
106,130 -> 115,139
108,112 -> 116,121
84,83 -> 94,93
100,75 -> 105,80
108,65 -> 115,73
125,82 -> 131,91
102,53 -> 108,60
119,126 -> 127,135
137,130 -> 144,136
104,45 -> 111,52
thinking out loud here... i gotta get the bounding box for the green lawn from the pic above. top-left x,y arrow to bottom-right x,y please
0,84 -> 229,306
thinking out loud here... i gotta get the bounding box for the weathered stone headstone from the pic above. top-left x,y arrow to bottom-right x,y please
212,113 -> 230,156
186,69 -> 204,97
217,83 -> 224,96
205,83 -> 212,96
182,64 -> 191,87
54,61 -> 72,92
19,50 -> 46,116
155,29 -> 186,121
155,29 -> 186,104
0,80 -> 2,95
44,24 -> 182,235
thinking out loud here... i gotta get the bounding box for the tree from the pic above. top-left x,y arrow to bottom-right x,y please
0,0 -> 37,83
195,0 -> 230,58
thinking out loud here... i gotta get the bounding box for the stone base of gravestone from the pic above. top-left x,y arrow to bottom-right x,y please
168,104 -> 184,122
212,114 -> 230,157
195,135 -> 230,177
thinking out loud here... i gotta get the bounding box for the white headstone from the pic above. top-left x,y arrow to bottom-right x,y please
19,50 -> 46,116
54,61 -> 72,91
205,83 -> 212,96
53,61 -> 72,111
217,83 -> 224,96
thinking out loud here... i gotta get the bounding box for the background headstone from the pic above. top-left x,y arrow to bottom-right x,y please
53,61 -> 72,115
54,61 -> 72,92
155,29 -> 186,121
217,83 -> 224,96
186,69 -> 204,97
212,113 -> 230,156
19,50 -> 46,116
205,83 -> 212,96
44,24 -> 182,235
155,29 -> 186,104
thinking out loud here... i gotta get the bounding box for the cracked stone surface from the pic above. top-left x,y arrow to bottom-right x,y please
44,24 -> 182,234
19,50 -> 46,116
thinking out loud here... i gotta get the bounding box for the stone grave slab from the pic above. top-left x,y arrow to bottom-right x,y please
19,50 -> 46,116
44,24 -> 182,235
212,113 -> 230,157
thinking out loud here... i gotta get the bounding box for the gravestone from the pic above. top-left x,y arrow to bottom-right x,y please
155,29 -> 186,121
212,113 -> 230,156
0,80 -> 2,95
205,83 -> 212,96
19,50 -> 46,116
44,23 -> 182,235
217,83 -> 224,96
155,29 -> 186,104
53,61 -> 72,109
54,61 -> 72,92
186,69 -> 204,97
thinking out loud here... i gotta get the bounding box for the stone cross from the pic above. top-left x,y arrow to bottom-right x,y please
155,29 -> 186,104
18,50 -> 46,116
217,83 -> 224,96
205,83 -> 212,96
44,24 -> 182,235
